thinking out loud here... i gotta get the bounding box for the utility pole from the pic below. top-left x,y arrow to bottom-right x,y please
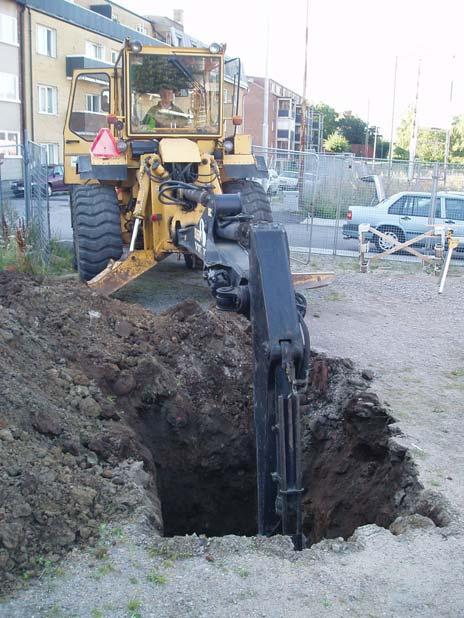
443,55 -> 455,186
262,12 -> 270,149
372,126 -> 378,163
299,0 -> 310,152
388,55 -> 398,174
298,0 -> 310,211
408,57 -> 422,182
364,98 -> 370,157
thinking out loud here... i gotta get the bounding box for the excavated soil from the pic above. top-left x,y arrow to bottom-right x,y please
0,272 -> 425,593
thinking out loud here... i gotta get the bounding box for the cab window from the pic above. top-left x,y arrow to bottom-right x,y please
69,72 -> 110,141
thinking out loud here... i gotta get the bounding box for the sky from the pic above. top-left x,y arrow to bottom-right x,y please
125,0 -> 464,139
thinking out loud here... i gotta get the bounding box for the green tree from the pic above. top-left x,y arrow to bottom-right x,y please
451,115 -> 464,161
394,108 -> 446,161
324,131 -> 350,152
313,103 -> 338,139
337,111 -> 368,144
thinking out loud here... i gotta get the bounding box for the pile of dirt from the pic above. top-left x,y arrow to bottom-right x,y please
0,271 -> 424,593
0,272 -> 252,591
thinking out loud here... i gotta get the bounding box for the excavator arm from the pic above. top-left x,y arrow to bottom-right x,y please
175,188 -> 310,548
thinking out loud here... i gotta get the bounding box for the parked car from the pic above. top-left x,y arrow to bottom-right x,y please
10,164 -> 67,198
342,191 -> 464,251
277,169 -> 317,194
255,168 -> 280,196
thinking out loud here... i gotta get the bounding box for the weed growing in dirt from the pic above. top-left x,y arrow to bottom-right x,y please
325,291 -> 345,302
91,610 -> 104,618
448,369 -> 464,378
322,598 -> 333,608
146,569 -> 167,585
127,598 -> 142,618
93,563 -> 116,580
129,576 -> 138,585
234,567 -> 250,578
94,546 -> 109,560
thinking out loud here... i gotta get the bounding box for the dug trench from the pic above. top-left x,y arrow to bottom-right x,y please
0,272 -> 446,593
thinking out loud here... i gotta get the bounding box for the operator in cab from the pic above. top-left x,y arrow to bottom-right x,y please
143,86 -> 188,129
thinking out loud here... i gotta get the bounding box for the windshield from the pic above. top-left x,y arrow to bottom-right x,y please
128,53 -> 222,135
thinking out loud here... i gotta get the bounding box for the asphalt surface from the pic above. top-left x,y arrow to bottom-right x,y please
5,192 -> 359,254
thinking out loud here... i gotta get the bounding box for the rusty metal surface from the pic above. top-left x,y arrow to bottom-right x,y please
88,250 -> 157,296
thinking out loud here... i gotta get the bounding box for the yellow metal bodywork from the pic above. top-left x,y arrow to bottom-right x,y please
63,44 -> 261,295
234,134 -> 252,155
159,138 -> 202,163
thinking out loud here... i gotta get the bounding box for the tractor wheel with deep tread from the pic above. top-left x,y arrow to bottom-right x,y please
222,179 -> 273,247
71,184 -> 123,281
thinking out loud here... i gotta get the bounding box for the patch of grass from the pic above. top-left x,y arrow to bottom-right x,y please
91,610 -> 104,618
322,598 -> 333,608
146,569 -> 167,585
93,563 -> 116,580
94,546 -> 109,561
324,291 -> 345,302
129,576 -> 138,585
234,567 -> 250,578
162,559 -> 175,569
147,545 -> 192,561
127,598 -> 142,618
449,369 -> 464,378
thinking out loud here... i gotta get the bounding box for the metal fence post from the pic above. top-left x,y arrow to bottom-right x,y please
23,129 -> 31,227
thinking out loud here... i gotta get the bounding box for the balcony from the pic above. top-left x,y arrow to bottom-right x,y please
66,56 -> 112,78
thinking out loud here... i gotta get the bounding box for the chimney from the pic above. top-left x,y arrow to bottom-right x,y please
173,9 -> 184,25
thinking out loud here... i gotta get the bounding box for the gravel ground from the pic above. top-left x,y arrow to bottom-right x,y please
2,261 -> 464,617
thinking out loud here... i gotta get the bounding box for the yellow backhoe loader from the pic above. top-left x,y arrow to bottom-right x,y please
64,39 -> 313,548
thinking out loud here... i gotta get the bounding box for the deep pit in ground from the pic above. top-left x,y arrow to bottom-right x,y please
0,272 -> 434,592
132,354 -> 423,545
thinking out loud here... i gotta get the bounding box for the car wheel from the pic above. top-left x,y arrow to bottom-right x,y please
374,226 -> 405,252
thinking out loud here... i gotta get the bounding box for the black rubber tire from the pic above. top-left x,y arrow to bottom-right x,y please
374,225 -> 405,252
70,184 -> 123,281
222,179 -> 273,247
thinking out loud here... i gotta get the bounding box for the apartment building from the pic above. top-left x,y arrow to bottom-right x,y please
0,0 -> 246,176
243,76 -> 322,153
0,0 -> 22,177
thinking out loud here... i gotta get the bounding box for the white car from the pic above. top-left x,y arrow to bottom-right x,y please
277,170 -> 317,193
343,191 -> 464,251
256,169 -> 280,196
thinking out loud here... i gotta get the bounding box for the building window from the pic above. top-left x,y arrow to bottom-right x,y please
0,130 -> 20,157
85,41 -> 104,60
40,143 -> 59,165
278,99 -> 290,117
85,94 -> 101,113
0,13 -> 18,45
38,85 -> 57,114
111,49 -> 119,64
224,90 -> 229,104
277,140 -> 288,150
136,24 -> 147,35
37,25 -> 56,58
0,72 -> 18,102
277,129 -> 289,138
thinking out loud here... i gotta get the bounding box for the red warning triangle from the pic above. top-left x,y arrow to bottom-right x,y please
90,128 -> 120,158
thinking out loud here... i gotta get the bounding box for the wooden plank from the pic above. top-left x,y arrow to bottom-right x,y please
368,226 -> 435,263
291,272 -> 335,290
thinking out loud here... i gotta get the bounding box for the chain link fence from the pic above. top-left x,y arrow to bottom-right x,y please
0,136 -> 50,268
253,146 -> 464,266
